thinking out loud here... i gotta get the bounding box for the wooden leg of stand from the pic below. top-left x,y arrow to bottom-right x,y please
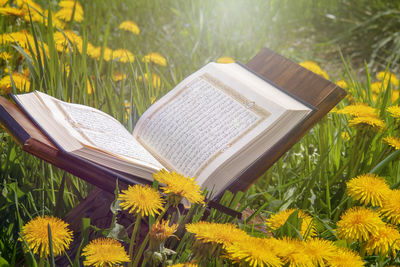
56,187 -> 147,265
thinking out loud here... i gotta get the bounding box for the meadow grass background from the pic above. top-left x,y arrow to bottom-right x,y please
2,0 -> 400,265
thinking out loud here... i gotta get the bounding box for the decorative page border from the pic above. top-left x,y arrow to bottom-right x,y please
137,72 -> 271,177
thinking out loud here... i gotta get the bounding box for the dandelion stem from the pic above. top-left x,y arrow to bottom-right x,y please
129,214 -> 142,267
348,132 -> 360,178
370,149 -> 400,174
132,203 -> 171,267
48,224 -> 56,267
38,258 -> 44,267
359,242 -> 366,258
350,132 -> 370,177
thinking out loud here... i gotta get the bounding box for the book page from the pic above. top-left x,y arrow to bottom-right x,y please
135,73 -> 270,177
36,92 -> 164,170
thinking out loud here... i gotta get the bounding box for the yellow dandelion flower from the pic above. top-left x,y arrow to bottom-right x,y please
377,71 -> 399,87
16,0 -> 43,12
43,10 -> 65,28
149,220 -> 177,244
13,73 -> 31,91
387,105 -> 400,119
87,78 -> 94,95
21,11 -> 45,26
266,208 -> 317,238
68,35 -> 83,53
1,30 -> 31,49
153,169 -> 205,205
103,47 -> 113,61
383,136 -> 400,150
0,52 -> 11,60
17,0 -> 52,25
62,30 -> 82,44
53,31 -> 70,52
371,81 -> 383,93
335,103 -> 378,117
216,56 -> 235,64
329,248 -> 364,267
119,20 -> 140,35
58,0 -> 82,9
112,72 -> 127,82
341,131 -> 350,141
150,96 -> 156,104
299,60 -> 329,80
138,73 -> 161,88
17,0 -> 43,23
20,216 -> 73,257
119,184 -> 164,217
112,49 -> 135,63
379,189 -> 400,225
0,73 -> 30,93
336,207 -> 384,242
372,93 -> 379,103
266,209 -> 296,229
52,30 -> 84,53
348,116 -> 386,130
87,46 -> 102,60
276,237 -> 313,267
0,7 -> 26,17
335,79 -> 348,89
393,90 -> 400,103
302,238 -> 337,266
225,236 -> 283,267
186,221 -> 248,247
142,52 -> 167,66
82,238 -> 130,267
56,0 -> 84,22
346,173 -> 391,207
372,81 -> 400,103
365,224 -> 400,256
1,31 -> 50,57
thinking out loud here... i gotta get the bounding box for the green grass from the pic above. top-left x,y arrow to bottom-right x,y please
1,0 -> 400,265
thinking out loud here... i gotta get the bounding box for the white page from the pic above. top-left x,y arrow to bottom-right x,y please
135,75 -> 267,177
36,92 -> 164,170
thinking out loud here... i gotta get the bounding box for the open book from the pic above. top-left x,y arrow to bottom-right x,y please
12,62 -> 314,197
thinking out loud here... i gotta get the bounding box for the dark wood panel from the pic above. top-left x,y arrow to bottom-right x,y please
220,48 -> 346,198
246,48 -> 344,107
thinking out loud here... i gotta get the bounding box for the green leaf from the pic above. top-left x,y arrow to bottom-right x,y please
48,224 -> 56,267
106,223 -> 129,242
275,210 -> 303,239
0,256 -> 10,267
55,173 -> 66,217
73,218 -> 91,267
